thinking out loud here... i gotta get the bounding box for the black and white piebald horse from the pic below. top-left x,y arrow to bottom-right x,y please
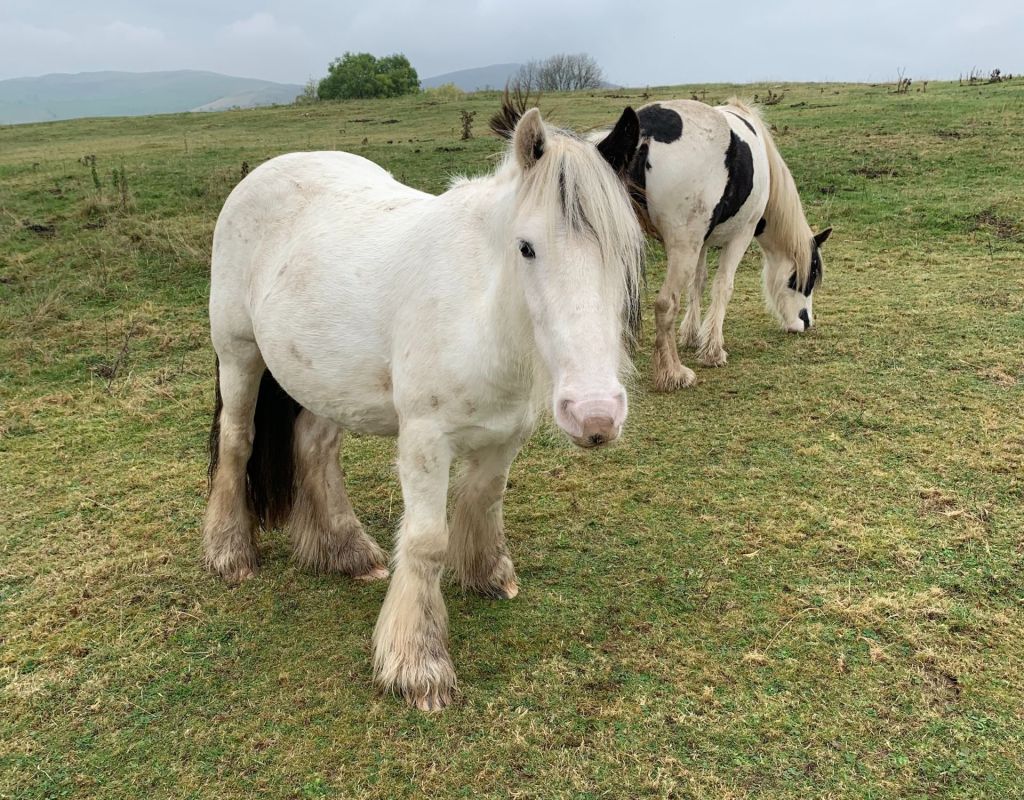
609,99 -> 832,391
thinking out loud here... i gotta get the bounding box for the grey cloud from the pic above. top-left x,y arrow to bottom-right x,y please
1,1 -> 1021,85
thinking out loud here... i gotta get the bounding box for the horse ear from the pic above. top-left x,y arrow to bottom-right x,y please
513,108 -> 546,170
597,107 -> 640,174
814,227 -> 833,247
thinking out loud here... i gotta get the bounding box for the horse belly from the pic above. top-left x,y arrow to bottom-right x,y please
644,139 -> 725,244
262,337 -> 400,436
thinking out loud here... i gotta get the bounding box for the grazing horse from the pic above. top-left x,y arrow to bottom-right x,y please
203,106 -> 644,710
609,99 -> 831,391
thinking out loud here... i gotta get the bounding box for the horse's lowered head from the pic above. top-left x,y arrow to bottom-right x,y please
763,226 -> 832,333
503,106 -> 643,447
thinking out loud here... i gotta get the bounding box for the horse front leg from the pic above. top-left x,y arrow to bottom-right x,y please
372,422 -> 455,711
678,244 -> 709,350
652,242 -> 699,391
697,232 -> 752,367
447,439 -> 522,599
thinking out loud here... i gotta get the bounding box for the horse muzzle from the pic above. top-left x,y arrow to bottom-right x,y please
555,394 -> 626,448
787,309 -> 812,333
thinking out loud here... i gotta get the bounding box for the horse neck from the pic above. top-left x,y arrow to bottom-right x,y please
758,123 -> 812,285
760,211 -> 811,264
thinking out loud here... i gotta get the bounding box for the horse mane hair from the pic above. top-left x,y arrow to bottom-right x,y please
725,98 -> 813,290
489,83 -> 540,140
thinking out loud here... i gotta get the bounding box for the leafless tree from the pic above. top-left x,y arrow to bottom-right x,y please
513,53 -> 604,92
513,60 -> 542,94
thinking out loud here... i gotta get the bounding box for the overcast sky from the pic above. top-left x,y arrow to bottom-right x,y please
1,1 -> 1021,86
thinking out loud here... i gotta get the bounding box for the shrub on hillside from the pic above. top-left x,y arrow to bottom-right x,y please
318,53 -> 420,100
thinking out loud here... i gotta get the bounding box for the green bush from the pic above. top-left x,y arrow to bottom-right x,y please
317,52 -> 419,100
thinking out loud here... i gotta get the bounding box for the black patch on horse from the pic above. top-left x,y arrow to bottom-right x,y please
725,109 -> 757,136
788,239 -> 823,296
705,131 -> 754,240
637,104 -> 683,144
755,217 -> 767,237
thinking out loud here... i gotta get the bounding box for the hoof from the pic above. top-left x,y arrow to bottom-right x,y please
678,325 -> 701,350
205,545 -> 260,586
226,565 -> 258,585
653,364 -> 697,392
374,643 -> 457,714
697,348 -> 728,368
408,687 -> 453,712
458,553 -> 519,600
355,566 -> 391,582
291,516 -> 389,579
489,580 -> 519,600
203,512 -> 259,586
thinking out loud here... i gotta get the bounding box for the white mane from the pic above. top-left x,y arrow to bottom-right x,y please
725,98 -> 814,289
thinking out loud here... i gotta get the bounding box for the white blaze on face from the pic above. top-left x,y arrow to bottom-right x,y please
514,219 -> 627,447
778,280 -> 814,332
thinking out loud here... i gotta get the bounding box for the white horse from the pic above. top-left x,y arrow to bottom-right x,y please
202,105 -> 644,710
605,99 -> 831,391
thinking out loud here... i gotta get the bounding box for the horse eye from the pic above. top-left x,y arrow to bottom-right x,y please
518,240 -> 536,260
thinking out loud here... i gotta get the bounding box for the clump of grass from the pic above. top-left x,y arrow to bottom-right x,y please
110,162 -> 135,211
77,156 -> 135,219
80,193 -> 114,221
756,87 -> 785,105
459,109 -> 476,140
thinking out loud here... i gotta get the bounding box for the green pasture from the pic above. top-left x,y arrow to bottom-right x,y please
1,80 -> 1022,798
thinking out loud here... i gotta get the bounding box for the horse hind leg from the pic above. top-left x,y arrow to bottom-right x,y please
288,410 -> 389,580
203,346 -> 264,584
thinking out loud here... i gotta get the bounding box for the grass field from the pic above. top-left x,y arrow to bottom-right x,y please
2,80 -> 1023,798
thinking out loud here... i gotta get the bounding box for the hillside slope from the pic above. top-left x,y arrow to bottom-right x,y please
421,63 -> 522,91
0,70 -> 303,124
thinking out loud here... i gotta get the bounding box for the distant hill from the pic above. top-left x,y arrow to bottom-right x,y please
421,64 -> 522,92
0,70 -> 304,125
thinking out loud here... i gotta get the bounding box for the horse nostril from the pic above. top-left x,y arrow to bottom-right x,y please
798,309 -> 810,329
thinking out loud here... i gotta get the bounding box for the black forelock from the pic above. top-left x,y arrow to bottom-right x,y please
788,240 -> 823,295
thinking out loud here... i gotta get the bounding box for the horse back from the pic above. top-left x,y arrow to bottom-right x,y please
637,100 -> 769,247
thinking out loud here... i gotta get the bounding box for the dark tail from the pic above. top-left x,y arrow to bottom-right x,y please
207,358 -> 301,529
207,359 -> 224,489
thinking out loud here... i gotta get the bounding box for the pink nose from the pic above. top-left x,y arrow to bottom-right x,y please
556,397 -> 625,448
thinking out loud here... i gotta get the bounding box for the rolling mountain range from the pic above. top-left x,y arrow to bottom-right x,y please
420,63 -> 523,92
0,70 -> 304,125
